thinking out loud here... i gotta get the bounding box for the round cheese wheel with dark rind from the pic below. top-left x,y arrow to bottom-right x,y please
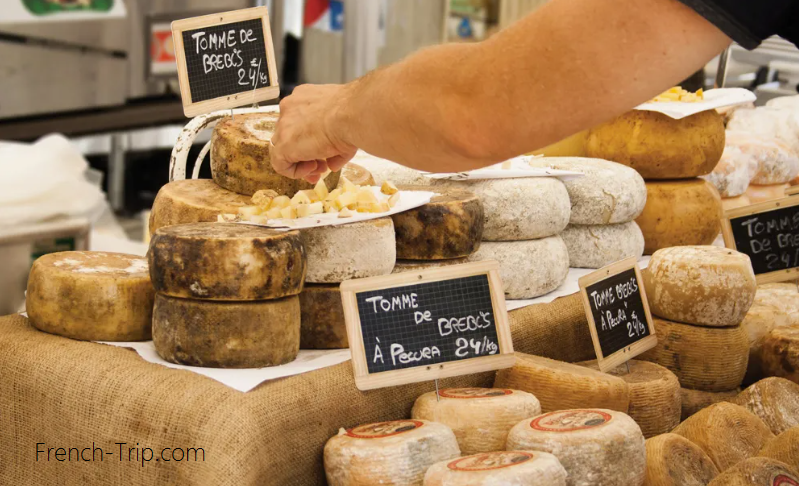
152,293 -> 300,368
392,185 -> 483,260
340,163 -> 375,187
644,433 -> 720,486
26,251 -> 154,341
393,258 -> 467,275
423,451 -> 568,486
299,284 -> 348,349
148,179 -> 252,234
560,222 -> 645,269
759,427 -> 799,468
708,457 -> 799,486
148,223 -> 305,301
761,327 -> 799,384
680,388 -> 739,421
734,378 -> 799,435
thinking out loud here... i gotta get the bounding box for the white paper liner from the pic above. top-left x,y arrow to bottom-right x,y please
634,88 -> 756,120
423,155 -> 584,181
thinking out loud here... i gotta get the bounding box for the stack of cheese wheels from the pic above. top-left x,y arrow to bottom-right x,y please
26,251 -> 155,341
643,433 -> 720,486
423,451 -> 568,486
148,223 -> 306,368
733,378 -> 799,435
708,457 -> 799,486
640,246 -> 756,419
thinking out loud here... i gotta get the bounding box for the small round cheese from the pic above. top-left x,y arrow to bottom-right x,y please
340,162 -> 375,187
708,457 -> 799,486
680,387 -> 739,421
722,194 -> 753,211
560,222 -> 645,269
747,183 -> 792,204
644,433 -> 720,486
149,179 -> 252,234
299,284 -> 348,349
761,329 -> 799,390
758,427 -> 799,468
733,378 -> 799,436
423,451 -> 567,486
701,146 -> 758,198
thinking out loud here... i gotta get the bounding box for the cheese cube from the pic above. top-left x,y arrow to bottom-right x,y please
218,213 -> 241,223
299,189 -> 320,203
266,207 -> 283,219
248,215 -> 269,225
314,180 -> 329,200
238,206 -> 261,219
370,202 -> 391,213
356,189 -> 379,204
326,188 -> 343,201
297,202 -> 324,218
291,191 -> 312,205
338,208 -> 353,218
388,193 -> 401,208
280,206 -> 297,219
381,181 -> 398,195
270,195 -> 291,209
340,176 -> 356,192
251,189 -> 278,208
335,192 -> 358,210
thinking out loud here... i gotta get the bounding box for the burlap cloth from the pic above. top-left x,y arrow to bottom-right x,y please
0,293 -> 592,485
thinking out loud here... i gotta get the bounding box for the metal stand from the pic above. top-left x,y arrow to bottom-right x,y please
108,132 -> 127,212
715,46 -> 732,88
435,379 -> 440,402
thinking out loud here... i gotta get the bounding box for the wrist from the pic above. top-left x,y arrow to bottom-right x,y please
325,82 -> 359,152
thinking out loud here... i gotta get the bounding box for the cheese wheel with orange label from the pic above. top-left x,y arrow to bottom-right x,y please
708,457 -> 799,486
423,451 -> 567,486
644,433 -> 720,486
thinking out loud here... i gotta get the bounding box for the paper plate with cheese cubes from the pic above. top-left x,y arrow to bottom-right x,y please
634,87 -> 755,120
422,155 -> 584,181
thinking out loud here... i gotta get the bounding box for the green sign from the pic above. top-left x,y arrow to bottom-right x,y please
22,0 -> 114,15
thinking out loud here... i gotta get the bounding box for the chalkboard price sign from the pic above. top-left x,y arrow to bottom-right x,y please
578,257 -> 657,372
340,261 -> 515,391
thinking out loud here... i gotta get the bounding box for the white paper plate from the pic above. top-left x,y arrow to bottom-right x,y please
634,87 -> 756,120
422,156 -> 585,181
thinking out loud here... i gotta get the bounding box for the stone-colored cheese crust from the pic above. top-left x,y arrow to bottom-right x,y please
148,223 -> 306,301
701,146 -> 758,198
708,457 -> 799,486
423,451 -> 568,486
299,284 -> 348,349
26,251 -> 154,341
726,131 -> 799,185
635,179 -> 723,254
755,286 -> 799,326
339,163 -> 375,187
733,378 -> 799,435
643,246 -> 757,327
324,419 -> 460,486
680,388 -> 739,421
560,222 -> 645,269
152,294 -> 300,368
411,388 -> 542,455
393,259 -> 466,275
302,217 -> 396,283
759,326 -> 799,396
758,427 -> 799,468
644,433 -> 720,486
747,183 -> 792,204
743,305 -> 789,384
494,353 -> 630,413
149,179 -> 252,234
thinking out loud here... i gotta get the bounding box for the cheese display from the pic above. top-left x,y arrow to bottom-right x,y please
26,251 -> 154,342
299,284 -> 348,349
747,183 -> 793,204
324,420 -> 460,486
152,294 -> 300,368
734,378 -> 799,435
411,388 -> 542,455
722,194 -> 753,211
643,246 -> 757,327
755,286 -> 799,326
758,427 -> 799,468
149,179 -> 252,234
494,354 -> 630,413
727,106 -> 799,154
707,457 -> 799,486
643,433 -> 720,486
701,146 -> 758,198
748,139 -> 799,186
761,327 -> 799,385
148,223 -> 306,301
560,222 -> 645,269
423,451 -> 568,486
680,388 -> 739,421
506,409 -> 646,486
340,163 -> 375,187
352,152 -> 432,186
743,305 -> 789,383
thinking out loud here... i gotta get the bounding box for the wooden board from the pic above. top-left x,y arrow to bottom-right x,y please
787,185 -> 799,196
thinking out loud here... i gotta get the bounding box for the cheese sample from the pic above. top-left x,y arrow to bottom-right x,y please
643,246 -> 757,327
351,152 -> 431,186
506,409 -> 646,486
494,353 -> 630,413
672,402 -> 775,472
340,163 -> 375,187
733,378 -> 799,435
324,419 -> 460,486
302,217 -> 396,283
411,388 -> 541,455
148,223 -> 306,301
26,251 -> 154,341
299,284 -> 348,349
743,305 -> 790,383
759,427 -> 799,468
149,179 -> 252,234
762,327 -> 799,384
152,294 -> 300,368
747,183 -> 792,204
722,194 -> 753,211
701,146 -> 758,198
560,222 -> 645,269
680,388 -> 739,421
644,433 -> 720,486
423,451 -> 568,486
708,457 -> 799,486
755,286 -> 799,326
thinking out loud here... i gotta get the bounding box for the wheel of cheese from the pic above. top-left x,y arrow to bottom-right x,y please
726,131 -> 799,185
708,457 -> 799,486
680,388 -> 739,421
759,427 -> 799,468
340,163 -> 375,187
701,146 -> 758,198
299,284 -> 348,349
643,246 -> 757,327
560,222 -> 645,269
494,353 -> 630,413
743,305 -> 790,384
149,179 -> 252,234
302,218 -> 396,283
722,194 -> 753,212
767,95 -> 799,110
26,251 -> 154,341
148,223 -> 306,301
527,157 -> 646,224
210,113 -> 340,196
728,106 -> 799,154
506,409 -> 646,486
152,294 -> 300,368
635,179 -> 723,254
324,419 -> 460,486
585,109 -> 725,179
411,388 -> 542,455
672,402 -> 775,472
423,451 -> 568,486
351,152 -> 431,186
761,329 -> 799,388
755,287 -> 799,326
644,433 -> 720,486
734,378 -> 799,435
393,259 -> 466,275
392,186 -> 483,260
640,317 -> 749,392
748,184 -> 792,204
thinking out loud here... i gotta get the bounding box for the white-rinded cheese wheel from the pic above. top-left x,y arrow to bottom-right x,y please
722,194 -> 753,211
728,106 -> 799,154
767,95 -> 799,110
643,246 -> 757,327
527,157 -> 646,224
726,131 -> 799,185
506,409 -> 646,486
755,286 -> 799,326
560,222 -> 645,269
302,218 -> 396,283
324,419 -> 460,486
351,152 -> 431,186
148,223 -> 306,301
759,427 -> 799,468
26,251 -> 154,341
761,329 -> 799,388
299,284 -> 348,349
672,402 -> 775,472
708,457 -> 799,486
412,388 -> 542,455
149,179 -> 252,234
494,353 -> 630,413
701,146 -> 758,197
423,451 -> 567,486
644,433 -> 720,486
747,183 -> 792,204
743,304 -> 790,383
340,163 -> 375,187
680,388 -> 739,421
734,378 -> 799,435
152,293 -> 300,368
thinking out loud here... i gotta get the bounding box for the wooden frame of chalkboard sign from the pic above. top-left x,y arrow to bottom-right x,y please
721,196 -> 799,284
172,7 -> 279,117
787,185 -> 799,196
578,257 -> 657,372
340,261 -> 515,391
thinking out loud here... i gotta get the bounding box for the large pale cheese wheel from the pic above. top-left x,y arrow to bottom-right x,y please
324,419 -> 460,486
392,186 -> 483,260
728,106 -> 799,154
302,218 -> 396,283
26,251 -> 154,341
726,131 -> 799,185
759,427 -> 799,468
585,109 -> 725,179
680,387 -> 739,421
743,305 -> 790,384
148,223 -> 306,301
560,222 -> 645,269
411,388 -> 542,455
152,294 -> 300,368
701,146 -> 757,198
340,163 -> 374,187
708,457 -> 799,486
635,179 -> 723,254
527,157 -> 647,224
644,433 -> 720,486
762,328 -> 799,386
722,194 -> 753,211
506,409 -> 646,486
748,183 -> 792,204
672,402 -> 775,471
299,284 -> 347,349
149,179 -> 251,234
755,287 -> 799,326
734,378 -> 799,435
351,152 -> 431,186
423,451 -> 568,486
643,246 -> 757,327
640,317 -> 750,391
494,353 -> 630,413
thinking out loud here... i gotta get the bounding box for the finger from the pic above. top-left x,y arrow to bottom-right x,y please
310,160 -> 330,175
326,152 -> 356,172
290,160 -> 319,180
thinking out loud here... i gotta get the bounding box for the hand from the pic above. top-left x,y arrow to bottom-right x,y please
271,84 -> 358,184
